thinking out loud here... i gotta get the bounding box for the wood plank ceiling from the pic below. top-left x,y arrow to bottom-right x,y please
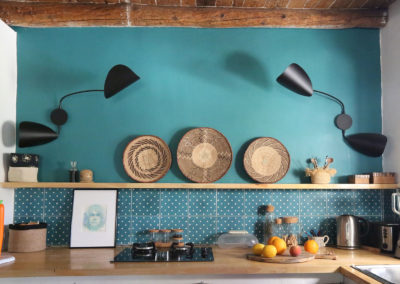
0,0 -> 396,28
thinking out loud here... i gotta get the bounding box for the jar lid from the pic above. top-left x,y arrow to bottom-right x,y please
148,229 -> 159,233
283,216 -> 298,224
275,218 -> 282,224
266,205 -> 275,213
171,229 -> 183,233
160,229 -> 171,233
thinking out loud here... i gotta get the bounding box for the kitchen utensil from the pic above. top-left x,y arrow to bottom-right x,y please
247,249 -> 315,264
379,224 -> 400,254
323,157 -> 333,169
243,137 -> 290,183
309,235 -> 330,247
311,158 -> 318,169
123,135 -> 172,183
217,230 -> 258,249
391,190 -> 400,258
177,127 -> 232,183
336,215 -> 369,249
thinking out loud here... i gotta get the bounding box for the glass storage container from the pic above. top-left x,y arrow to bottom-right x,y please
217,230 -> 258,249
171,229 -> 184,247
264,205 -> 275,244
148,229 -> 160,244
282,216 -> 301,247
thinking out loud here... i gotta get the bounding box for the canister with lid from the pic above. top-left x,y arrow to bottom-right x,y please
282,216 -> 301,247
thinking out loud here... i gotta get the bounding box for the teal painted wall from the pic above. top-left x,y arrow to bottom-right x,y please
15,28 -> 382,183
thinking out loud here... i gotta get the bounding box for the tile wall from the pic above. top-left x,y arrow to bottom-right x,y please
14,188 -> 398,246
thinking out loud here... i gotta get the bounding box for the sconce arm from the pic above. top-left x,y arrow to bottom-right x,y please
314,90 -> 346,114
58,89 -> 104,108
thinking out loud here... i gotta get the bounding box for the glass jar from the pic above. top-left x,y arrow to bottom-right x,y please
171,229 -> 184,247
158,229 -> 172,248
264,205 -> 275,243
282,216 -> 301,247
274,218 -> 283,239
148,229 -> 160,244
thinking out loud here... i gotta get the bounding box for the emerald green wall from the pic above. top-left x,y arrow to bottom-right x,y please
15,28 -> 382,182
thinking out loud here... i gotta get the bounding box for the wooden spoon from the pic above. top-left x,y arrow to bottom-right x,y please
324,157 -> 334,169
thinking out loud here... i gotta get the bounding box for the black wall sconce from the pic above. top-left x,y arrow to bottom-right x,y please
276,63 -> 387,157
19,64 -> 140,148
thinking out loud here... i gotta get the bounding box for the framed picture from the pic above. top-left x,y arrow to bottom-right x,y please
70,189 -> 117,248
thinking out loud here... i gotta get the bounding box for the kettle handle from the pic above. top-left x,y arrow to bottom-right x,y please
358,216 -> 369,238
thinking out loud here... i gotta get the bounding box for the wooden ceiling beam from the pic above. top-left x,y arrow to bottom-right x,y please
0,2 -> 388,28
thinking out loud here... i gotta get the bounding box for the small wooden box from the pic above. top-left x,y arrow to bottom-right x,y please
370,172 -> 397,184
348,174 -> 370,184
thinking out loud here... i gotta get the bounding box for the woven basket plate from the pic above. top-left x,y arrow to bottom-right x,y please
177,128 -> 232,183
123,135 -> 172,183
244,137 -> 290,183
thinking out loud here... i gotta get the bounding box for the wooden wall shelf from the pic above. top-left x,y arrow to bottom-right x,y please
0,182 -> 398,190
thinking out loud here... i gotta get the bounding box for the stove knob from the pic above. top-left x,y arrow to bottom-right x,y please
382,243 -> 388,249
201,247 -> 208,258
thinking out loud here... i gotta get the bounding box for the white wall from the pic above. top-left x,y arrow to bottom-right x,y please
0,19 -> 17,225
382,1 -> 400,174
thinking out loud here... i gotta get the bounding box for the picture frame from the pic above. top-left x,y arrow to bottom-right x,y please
70,189 -> 117,248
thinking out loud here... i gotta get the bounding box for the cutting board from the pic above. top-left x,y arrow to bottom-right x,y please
247,250 -> 315,264
247,247 -> 337,264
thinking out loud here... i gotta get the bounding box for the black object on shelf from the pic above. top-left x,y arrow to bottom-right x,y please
19,64 -> 140,148
113,242 -> 214,263
276,63 -> 387,157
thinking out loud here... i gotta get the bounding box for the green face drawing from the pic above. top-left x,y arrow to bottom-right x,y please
83,204 -> 106,232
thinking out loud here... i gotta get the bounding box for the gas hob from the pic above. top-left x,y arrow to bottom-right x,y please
113,242 -> 214,262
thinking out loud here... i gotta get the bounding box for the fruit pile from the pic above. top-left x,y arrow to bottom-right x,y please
252,236 -> 319,258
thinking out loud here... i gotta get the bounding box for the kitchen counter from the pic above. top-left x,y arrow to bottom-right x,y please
0,247 -> 399,283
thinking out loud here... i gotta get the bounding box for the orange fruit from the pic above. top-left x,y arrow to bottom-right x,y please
262,245 -> 277,258
252,243 -> 265,256
267,236 -> 280,245
304,240 -> 319,254
272,238 -> 287,255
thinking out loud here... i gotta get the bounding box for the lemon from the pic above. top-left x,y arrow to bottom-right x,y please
252,243 -> 265,255
262,245 -> 277,258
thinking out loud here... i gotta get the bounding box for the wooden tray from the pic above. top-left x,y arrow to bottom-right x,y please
177,127 -> 232,183
123,135 -> 172,183
247,250 -> 315,264
244,137 -> 290,183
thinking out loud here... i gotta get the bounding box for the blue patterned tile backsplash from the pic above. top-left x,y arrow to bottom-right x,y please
14,188 -> 397,246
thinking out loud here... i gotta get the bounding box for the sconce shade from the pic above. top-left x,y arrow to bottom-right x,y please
345,133 -> 387,157
19,121 -> 58,148
276,63 -> 313,97
104,64 -> 140,99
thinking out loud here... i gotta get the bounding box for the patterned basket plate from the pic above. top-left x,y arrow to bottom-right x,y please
123,135 -> 172,183
244,137 -> 290,183
177,127 -> 232,183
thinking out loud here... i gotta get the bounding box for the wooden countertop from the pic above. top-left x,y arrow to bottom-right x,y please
0,247 -> 399,282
